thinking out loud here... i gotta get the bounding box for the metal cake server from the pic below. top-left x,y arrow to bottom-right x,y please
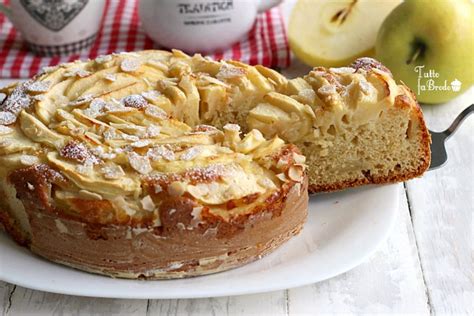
429,104 -> 473,170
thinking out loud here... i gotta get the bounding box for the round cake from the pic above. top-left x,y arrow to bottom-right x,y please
0,51 -> 308,279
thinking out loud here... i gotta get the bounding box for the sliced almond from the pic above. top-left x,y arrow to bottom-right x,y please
287,165 -> 304,182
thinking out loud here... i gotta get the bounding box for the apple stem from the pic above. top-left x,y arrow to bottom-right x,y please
406,41 -> 426,65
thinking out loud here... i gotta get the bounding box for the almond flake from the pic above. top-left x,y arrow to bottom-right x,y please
293,153 -> 306,164
76,161 -> 94,176
104,73 -> 117,82
154,184 -> 163,193
216,64 -> 246,80
83,98 -> 107,118
223,123 -> 240,132
318,85 -> 337,96
121,134 -> 140,142
64,68 -> 91,78
298,89 -> 316,102
276,173 -> 288,182
41,65 -> 58,73
200,75 -> 230,88
95,54 -> 112,63
20,155 -> 39,166
27,182 -> 35,191
146,125 -> 161,137
147,145 -> 175,161
131,140 -> 150,148
68,94 -> 94,106
120,58 -> 141,72
103,128 -> 120,140
287,165 -> 304,182
100,164 -> 125,179
145,106 -> 167,119
276,157 -> 288,169
180,146 -> 201,161
190,206 -> 203,227
128,152 -> 153,175
140,195 -> 155,212
141,90 -> 161,101
329,67 -> 355,75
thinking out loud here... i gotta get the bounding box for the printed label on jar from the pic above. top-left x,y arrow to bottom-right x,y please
177,1 -> 234,26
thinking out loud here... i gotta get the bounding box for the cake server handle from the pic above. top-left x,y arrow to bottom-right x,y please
443,104 -> 474,140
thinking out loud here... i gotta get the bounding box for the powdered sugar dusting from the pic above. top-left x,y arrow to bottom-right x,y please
60,141 -> 100,164
184,163 -> 228,183
0,125 -> 13,135
1,82 -> 31,115
0,111 -> 16,125
26,80 -> 51,93
83,98 -> 107,118
122,94 -> 148,109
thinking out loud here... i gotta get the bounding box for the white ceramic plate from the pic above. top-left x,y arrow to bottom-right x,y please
0,184 -> 398,299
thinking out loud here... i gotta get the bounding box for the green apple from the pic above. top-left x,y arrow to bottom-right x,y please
288,0 -> 402,67
376,0 -> 473,104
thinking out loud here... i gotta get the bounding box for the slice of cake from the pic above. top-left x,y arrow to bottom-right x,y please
247,58 -> 431,192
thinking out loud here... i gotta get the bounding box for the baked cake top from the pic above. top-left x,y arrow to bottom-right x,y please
0,50 -> 306,227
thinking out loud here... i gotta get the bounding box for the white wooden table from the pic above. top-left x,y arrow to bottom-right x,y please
1,2 -> 473,314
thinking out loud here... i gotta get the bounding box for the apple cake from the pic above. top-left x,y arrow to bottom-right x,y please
0,49 -> 430,278
0,53 -> 308,278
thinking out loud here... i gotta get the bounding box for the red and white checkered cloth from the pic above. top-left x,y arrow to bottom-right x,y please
0,0 -> 290,79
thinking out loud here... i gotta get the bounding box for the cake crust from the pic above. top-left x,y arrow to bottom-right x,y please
3,163 -> 307,279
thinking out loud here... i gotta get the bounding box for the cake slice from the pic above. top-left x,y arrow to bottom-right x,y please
247,58 -> 431,192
